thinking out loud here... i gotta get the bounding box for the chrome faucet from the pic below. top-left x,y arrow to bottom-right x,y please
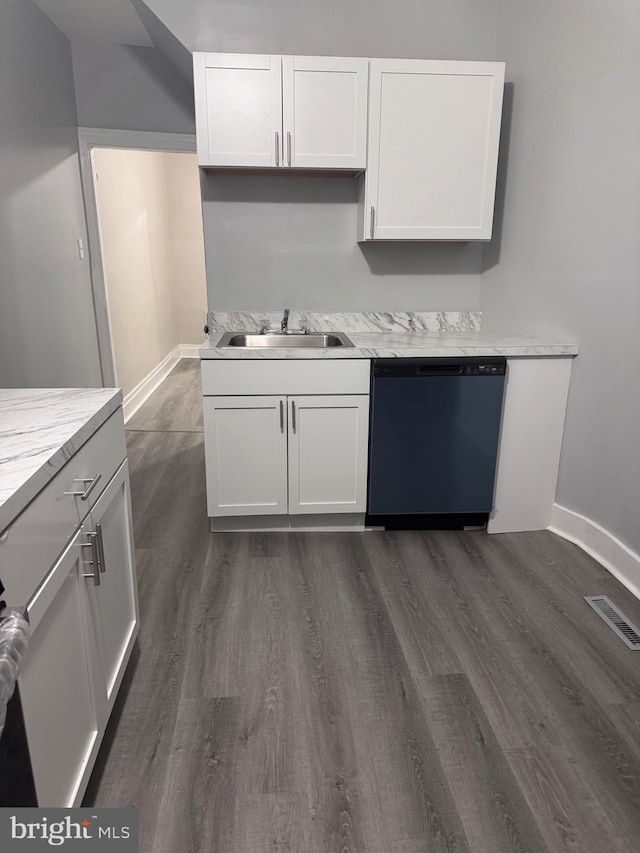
259,308 -> 308,336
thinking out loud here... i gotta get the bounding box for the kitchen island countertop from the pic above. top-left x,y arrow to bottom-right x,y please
0,388 -> 122,535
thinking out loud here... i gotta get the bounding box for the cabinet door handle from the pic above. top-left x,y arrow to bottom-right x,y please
81,533 -> 101,586
370,206 -> 375,239
275,131 -> 280,167
64,473 -> 102,501
287,131 -> 292,167
291,400 -> 296,434
96,522 -> 107,573
279,399 -> 284,433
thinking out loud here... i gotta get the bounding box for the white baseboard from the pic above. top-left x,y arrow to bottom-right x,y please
123,346 -> 181,423
178,343 -> 203,358
549,503 -> 640,601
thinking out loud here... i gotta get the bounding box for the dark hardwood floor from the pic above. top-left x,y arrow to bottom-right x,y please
84,358 -> 640,851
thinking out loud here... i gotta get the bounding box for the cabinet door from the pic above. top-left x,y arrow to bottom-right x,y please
203,396 -> 288,516
194,53 -> 283,167
288,395 -> 369,514
84,460 -> 139,723
19,531 -> 100,807
282,56 -> 368,169
364,59 -> 505,240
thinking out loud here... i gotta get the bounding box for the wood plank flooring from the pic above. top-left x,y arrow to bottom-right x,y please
126,359 -> 204,433
84,358 -> 640,851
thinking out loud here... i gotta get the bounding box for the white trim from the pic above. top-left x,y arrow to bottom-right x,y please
549,503 -> 640,601
78,128 -> 196,153
78,134 -> 116,386
122,346 -> 181,423
179,343 -> 204,358
77,128 -> 199,387
89,145 -> 120,388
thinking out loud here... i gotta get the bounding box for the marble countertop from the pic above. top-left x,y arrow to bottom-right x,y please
201,329 -> 578,360
0,388 -> 122,535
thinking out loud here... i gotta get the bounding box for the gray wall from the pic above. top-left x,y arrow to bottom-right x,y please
203,176 -> 483,311
0,0 -> 102,388
146,0 -> 497,60
72,42 -> 195,134
481,0 -> 640,554
144,0 -> 498,311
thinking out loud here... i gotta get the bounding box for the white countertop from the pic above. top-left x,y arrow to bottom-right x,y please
0,388 -> 122,535
200,329 -> 578,360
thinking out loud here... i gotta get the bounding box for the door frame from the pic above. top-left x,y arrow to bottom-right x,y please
77,128 -> 197,387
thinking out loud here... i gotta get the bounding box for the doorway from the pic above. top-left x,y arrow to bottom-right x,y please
79,130 -> 207,419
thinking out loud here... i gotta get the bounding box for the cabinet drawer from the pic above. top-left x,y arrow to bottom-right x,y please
0,408 -> 126,606
201,359 -> 370,396
19,529 -> 100,807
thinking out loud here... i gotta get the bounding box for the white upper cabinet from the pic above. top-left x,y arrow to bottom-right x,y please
361,59 -> 505,241
194,53 -> 368,170
282,56 -> 368,169
194,53 -> 283,168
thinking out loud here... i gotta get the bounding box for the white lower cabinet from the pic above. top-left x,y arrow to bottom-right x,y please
84,461 -> 139,720
288,395 -> 369,514
18,531 -> 100,808
203,393 -> 369,518
487,357 -> 573,533
203,396 -> 289,516
4,406 -> 139,807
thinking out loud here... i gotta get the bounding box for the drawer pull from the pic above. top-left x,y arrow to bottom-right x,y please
96,523 -> 107,573
65,473 -> 102,501
81,533 -> 101,586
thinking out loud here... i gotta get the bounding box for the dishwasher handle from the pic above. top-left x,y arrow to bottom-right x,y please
372,357 -> 506,378
417,364 -> 463,376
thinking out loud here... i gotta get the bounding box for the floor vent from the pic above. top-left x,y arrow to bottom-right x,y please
584,596 -> 640,649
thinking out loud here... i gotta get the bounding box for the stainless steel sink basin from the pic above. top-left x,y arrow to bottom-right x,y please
216,332 -> 354,348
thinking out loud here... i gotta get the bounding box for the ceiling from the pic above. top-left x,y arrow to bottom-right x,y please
32,0 -> 153,46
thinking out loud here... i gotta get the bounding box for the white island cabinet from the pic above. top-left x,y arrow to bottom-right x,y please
83,459 -> 138,719
0,392 -> 139,807
201,360 -> 370,529
17,529 -> 100,808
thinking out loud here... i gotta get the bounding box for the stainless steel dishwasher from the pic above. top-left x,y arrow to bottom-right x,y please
367,357 -> 506,528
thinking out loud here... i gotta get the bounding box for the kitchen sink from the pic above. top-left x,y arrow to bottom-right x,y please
216,332 -> 354,348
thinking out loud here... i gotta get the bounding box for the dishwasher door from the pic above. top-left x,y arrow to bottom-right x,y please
367,358 -> 506,517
